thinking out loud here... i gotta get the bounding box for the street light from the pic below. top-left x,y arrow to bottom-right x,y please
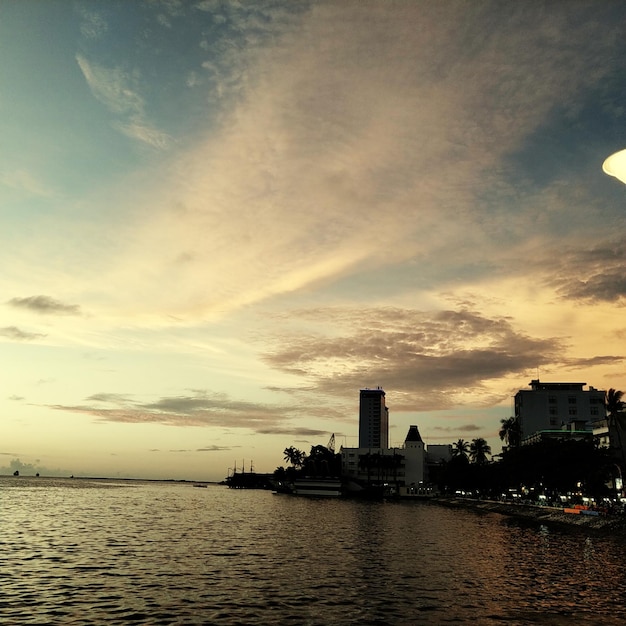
602,149 -> 626,184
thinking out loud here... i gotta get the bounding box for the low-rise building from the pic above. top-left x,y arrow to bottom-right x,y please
515,379 -> 605,441
521,420 -> 595,445
592,417 -> 611,450
341,424 -> 428,495
426,444 -> 452,464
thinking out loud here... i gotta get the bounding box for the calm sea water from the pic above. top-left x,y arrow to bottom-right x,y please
3,477 -> 626,625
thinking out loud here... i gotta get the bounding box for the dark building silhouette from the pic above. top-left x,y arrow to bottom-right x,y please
358,387 -> 388,449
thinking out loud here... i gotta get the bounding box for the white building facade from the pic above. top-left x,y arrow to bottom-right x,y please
341,425 -> 426,494
515,379 -> 605,441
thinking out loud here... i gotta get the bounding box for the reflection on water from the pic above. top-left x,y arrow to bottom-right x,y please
2,477 -> 626,624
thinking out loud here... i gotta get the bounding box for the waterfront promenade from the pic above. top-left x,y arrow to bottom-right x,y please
437,496 -> 626,534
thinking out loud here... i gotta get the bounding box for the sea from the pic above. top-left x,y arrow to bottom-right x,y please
3,477 -> 626,625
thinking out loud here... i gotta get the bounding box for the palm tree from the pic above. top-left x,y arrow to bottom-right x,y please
358,452 -> 373,483
605,388 -> 625,423
605,389 -> 626,473
283,446 -> 306,468
371,452 -> 383,482
469,438 -> 491,465
499,416 -> 522,448
389,451 -> 402,491
451,439 -> 471,460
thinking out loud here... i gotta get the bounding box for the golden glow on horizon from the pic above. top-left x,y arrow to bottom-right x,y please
602,149 -> 626,184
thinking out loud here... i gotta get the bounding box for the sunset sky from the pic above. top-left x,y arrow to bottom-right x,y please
2,1 -> 625,480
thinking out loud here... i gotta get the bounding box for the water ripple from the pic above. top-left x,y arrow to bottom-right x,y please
3,477 -> 626,624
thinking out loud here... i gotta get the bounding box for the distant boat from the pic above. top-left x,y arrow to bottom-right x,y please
292,478 -> 342,497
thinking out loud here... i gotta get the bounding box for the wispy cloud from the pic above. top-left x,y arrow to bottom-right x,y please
261,307 -> 570,410
0,169 -> 56,198
4,0 -> 626,482
113,121 -> 173,149
76,55 -> 143,115
544,237 -> 626,304
562,356 -> 624,370
431,424 -> 482,434
86,393 -> 134,404
76,6 -> 108,40
256,427 -> 329,437
76,54 -> 171,148
7,296 -> 81,316
148,447 -> 237,453
0,326 -> 46,341
85,1 -> 623,325
46,389 -> 301,431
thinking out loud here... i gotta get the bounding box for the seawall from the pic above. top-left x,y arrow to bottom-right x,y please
433,497 -> 626,535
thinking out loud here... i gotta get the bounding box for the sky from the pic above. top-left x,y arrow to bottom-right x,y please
2,0 -> 626,481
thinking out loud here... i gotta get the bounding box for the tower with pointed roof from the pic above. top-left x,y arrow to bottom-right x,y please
405,425 -> 423,445
403,425 -> 425,487
341,391 -> 430,495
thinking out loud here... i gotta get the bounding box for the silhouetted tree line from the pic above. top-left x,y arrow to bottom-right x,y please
277,444 -> 341,481
437,438 -> 614,500
274,389 -> 625,500
437,438 -> 616,499
436,388 -> 626,501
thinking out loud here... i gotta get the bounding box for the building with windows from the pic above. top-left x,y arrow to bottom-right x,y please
515,379 -> 605,442
341,425 -> 426,494
340,389 -> 450,495
358,387 -> 389,449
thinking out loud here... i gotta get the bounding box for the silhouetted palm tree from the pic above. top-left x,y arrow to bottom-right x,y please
283,446 -> 306,468
605,389 -> 625,423
499,416 -> 522,448
469,438 -> 491,465
358,452 -> 373,483
451,439 -> 471,460
605,388 -> 626,473
390,451 -> 402,488
371,452 -> 382,482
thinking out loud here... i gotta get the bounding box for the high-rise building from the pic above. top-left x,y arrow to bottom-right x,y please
341,391 -> 437,496
358,387 -> 389,448
515,379 -> 605,440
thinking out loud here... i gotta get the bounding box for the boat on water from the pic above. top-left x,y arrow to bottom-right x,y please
292,478 -> 342,497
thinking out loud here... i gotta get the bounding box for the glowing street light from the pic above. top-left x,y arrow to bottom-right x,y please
602,149 -> 626,184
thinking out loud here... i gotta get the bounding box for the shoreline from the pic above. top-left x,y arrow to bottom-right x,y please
433,496 -> 626,535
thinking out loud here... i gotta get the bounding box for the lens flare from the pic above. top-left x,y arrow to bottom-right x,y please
602,149 -> 626,184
